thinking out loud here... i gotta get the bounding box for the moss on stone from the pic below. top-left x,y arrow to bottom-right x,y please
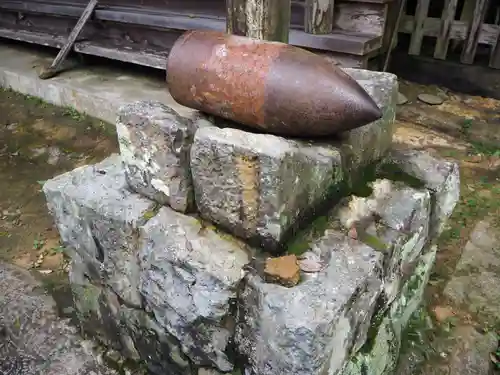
286,215 -> 330,256
377,162 -> 426,190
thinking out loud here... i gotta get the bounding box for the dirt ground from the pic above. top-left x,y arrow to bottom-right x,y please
0,81 -> 499,372
0,88 -> 118,307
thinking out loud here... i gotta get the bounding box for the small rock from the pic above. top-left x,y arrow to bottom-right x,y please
31,147 -> 47,157
47,146 -> 61,165
7,123 -> 18,131
38,269 -> 53,275
298,258 -> 324,273
264,255 -> 300,287
397,92 -> 409,105
417,93 -> 445,105
348,226 -> 358,239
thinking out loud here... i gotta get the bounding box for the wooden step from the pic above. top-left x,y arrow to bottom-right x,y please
0,0 -> 382,55
0,27 -> 167,68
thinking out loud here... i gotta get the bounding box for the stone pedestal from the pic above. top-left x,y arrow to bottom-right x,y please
42,68 -> 460,375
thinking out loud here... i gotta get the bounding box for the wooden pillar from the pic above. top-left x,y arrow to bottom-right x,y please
304,0 -> 335,34
226,0 -> 291,43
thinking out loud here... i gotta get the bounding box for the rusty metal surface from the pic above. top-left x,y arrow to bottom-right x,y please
167,30 -> 382,137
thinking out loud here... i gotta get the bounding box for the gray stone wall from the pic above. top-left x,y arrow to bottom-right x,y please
42,69 -> 460,375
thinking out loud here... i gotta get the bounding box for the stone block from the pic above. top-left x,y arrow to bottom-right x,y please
43,155 -> 156,307
340,69 -> 398,177
117,101 -> 195,213
340,247 -> 437,375
119,307 -> 193,375
139,207 -> 250,372
336,179 -> 431,303
190,126 -> 343,250
385,149 -> 460,238
69,252 -> 139,359
235,230 -> 383,375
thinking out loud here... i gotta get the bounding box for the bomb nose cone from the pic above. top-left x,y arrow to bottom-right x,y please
344,79 -> 383,128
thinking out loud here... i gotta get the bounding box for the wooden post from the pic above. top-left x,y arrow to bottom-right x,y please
460,0 -> 489,65
408,0 -> 430,56
433,0 -> 458,60
304,0 -> 335,35
490,32 -> 500,69
226,0 -> 291,43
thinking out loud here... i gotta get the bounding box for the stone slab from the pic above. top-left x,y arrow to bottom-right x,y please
444,219 -> 500,326
190,126 -> 343,251
0,261 -> 118,375
336,179 -> 431,303
43,155 -> 156,307
341,247 -> 437,375
235,230 -> 383,375
139,207 -> 251,372
385,149 -> 460,239
117,101 -> 195,213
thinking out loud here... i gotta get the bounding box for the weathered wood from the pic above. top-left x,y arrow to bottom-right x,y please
304,0 -> 335,34
460,0 -> 490,64
399,16 -> 499,46
39,0 -> 98,79
490,31 -> 500,69
433,0 -> 458,59
226,0 -> 292,42
74,41 -> 166,69
408,0 -> 431,55
382,1 -> 399,52
0,27 -> 65,47
334,2 -> 387,36
382,0 -> 406,71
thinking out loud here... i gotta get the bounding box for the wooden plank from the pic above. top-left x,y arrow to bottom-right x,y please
408,0 -> 430,55
304,0 -> 335,34
399,16 -> 499,46
461,0 -> 490,64
433,0 -> 458,59
0,27 -> 65,47
226,0 -> 292,42
39,0 -> 98,79
334,2 -> 387,36
74,41 -> 166,69
490,31 -> 500,69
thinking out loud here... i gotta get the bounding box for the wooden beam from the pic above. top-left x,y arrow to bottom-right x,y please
433,0 -> 458,59
226,0 -> 292,42
304,0 -> 335,34
490,31 -> 500,69
460,0 -> 489,64
408,0 -> 430,55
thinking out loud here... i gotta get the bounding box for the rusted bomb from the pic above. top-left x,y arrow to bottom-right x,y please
166,30 -> 383,138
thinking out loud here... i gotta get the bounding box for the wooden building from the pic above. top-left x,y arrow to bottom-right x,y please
0,0 -> 398,70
